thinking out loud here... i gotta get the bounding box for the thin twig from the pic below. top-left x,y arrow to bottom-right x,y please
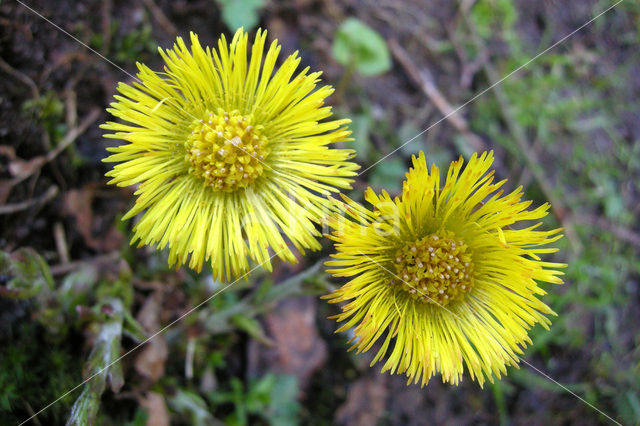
572,214 -> 640,247
445,20 -> 488,89
101,0 -> 112,55
53,221 -> 70,264
185,336 -> 196,379
21,402 -> 42,426
142,0 -> 178,37
0,185 -> 58,215
0,108 -> 101,204
49,251 -> 121,276
9,108 -> 99,184
45,108 -> 100,163
460,11 -> 582,255
389,39 -> 486,152
0,56 -> 39,99
64,88 -> 78,130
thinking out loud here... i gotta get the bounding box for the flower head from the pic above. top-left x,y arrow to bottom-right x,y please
325,151 -> 565,386
102,28 -> 358,280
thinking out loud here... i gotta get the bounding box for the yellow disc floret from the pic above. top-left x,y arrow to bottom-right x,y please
394,230 -> 474,306
186,109 -> 269,192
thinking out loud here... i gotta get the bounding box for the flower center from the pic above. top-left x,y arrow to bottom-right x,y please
393,230 -> 474,306
185,109 -> 269,192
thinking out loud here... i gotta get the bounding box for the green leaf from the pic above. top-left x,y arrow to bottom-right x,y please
216,0 -> 265,32
58,266 -> 98,311
168,389 -> 216,425
351,113 -> 373,161
332,18 -> 391,77
470,0 -> 517,38
252,278 -> 273,304
66,298 -> 125,426
231,314 -> 275,347
266,375 -> 299,426
0,248 -> 53,299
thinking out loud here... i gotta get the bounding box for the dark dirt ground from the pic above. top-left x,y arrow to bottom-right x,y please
1,0 -> 639,425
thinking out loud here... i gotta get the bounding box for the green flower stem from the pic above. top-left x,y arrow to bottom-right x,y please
66,298 -> 124,426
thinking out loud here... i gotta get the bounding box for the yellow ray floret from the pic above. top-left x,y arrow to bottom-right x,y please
324,151 -> 565,387
102,28 -> 359,280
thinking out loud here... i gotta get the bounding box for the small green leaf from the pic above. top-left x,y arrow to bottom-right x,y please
266,375 -> 300,426
351,113 -> 373,161
231,314 -> 275,346
66,298 -> 125,426
252,278 -> 273,304
216,0 -> 265,32
0,248 -> 53,299
470,0 -> 517,38
332,18 -> 391,77
168,389 -> 216,425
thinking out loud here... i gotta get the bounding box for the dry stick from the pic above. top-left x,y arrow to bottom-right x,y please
0,56 -> 39,99
0,108 -> 100,211
48,251 -> 121,276
460,14 -> 582,255
572,214 -> 640,247
142,0 -> 178,37
53,221 -> 70,264
64,88 -> 78,129
389,39 -> 486,153
45,107 -> 101,163
13,107 -> 99,179
0,185 -> 58,215
21,401 -> 42,426
100,0 -> 112,55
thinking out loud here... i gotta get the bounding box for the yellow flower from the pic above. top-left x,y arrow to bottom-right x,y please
102,28 -> 358,280
324,151 -> 565,387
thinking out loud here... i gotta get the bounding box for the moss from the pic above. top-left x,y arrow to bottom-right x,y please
0,304 -> 82,424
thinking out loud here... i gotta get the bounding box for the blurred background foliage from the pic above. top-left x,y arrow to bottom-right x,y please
0,0 -> 639,424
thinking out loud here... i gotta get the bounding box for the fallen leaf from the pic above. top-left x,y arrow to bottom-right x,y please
63,184 -> 124,252
140,392 -> 170,426
134,292 -> 168,381
335,374 -> 388,426
248,296 -> 327,394
63,185 -> 96,248
0,147 -> 46,204
8,155 -> 45,178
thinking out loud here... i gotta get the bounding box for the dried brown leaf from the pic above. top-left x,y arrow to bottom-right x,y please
249,296 -> 327,393
63,184 -> 124,251
140,392 -> 170,426
134,292 -> 167,381
335,375 -> 388,426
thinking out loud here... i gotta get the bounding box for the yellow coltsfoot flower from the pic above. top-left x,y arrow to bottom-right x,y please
325,151 -> 565,387
102,28 -> 358,280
